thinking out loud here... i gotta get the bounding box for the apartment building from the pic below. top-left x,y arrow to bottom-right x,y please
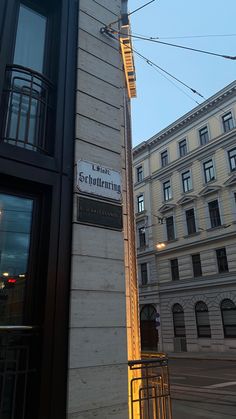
0,1 -> 140,418
133,81 -> 236,354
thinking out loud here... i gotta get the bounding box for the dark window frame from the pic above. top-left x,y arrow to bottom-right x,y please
161,150 -> 168,167
170,258 -> 179,281
216,247 -> 228,273
222,112 -> 234,133
163,180 -> 172,201
186,208 -> 196,235
208,200 -> 221,228
228,148 -> 236,172
172,303 -> 185,337
166,215 -> 175,241
192,253 -> 202,277
199,126 -> 209,146
203,159 -> 215,183
138,226 -> 146,248
182,170 -> 192,193
195,301 -> 211,338
221,299 -> 236,338
136,165 -> 143,182
179,139 -> 187,157
140,263 -> 148,285
137,194 -> 144,213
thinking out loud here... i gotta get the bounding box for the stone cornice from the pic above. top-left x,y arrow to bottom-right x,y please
133,81 -> 236,157
159,273 -> 236,294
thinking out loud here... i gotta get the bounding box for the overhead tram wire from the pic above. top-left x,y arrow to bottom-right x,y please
114,30 -> 236,60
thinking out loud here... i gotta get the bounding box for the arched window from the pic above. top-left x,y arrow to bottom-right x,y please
140,305 -> 158,351
172,303 -> 186,337
221,299 -> 236,338
195,301 -> 211,338
140,305 -> 156,321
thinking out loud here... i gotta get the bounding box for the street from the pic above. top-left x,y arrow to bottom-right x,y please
169,358 -> 236,418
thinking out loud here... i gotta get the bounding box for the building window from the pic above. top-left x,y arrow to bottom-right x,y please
203,159 -> 215,183
195,302 -> 211,338
172,304 -> 186,337
222,112 -> 234,133
182,170 -> 192,192
139,227 -> 146,248
136,166 -> 143,182
186,208 -> 196,235
171,259 -> 179,281
228,148 -> 236,172
161,150 -> 168,167
208,200 -> 221,228
179,139 -> 187,157
192,254 -> 202,277
166,216 -> 175,241
216,248 -> 228,273
163,180 -> 172,201
221,299 -> 236,338
199,126 -> 209,145
137,195 -> 144,213
140,263 -> 148,285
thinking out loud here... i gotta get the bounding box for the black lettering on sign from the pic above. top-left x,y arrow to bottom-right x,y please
77,197 -> 123,230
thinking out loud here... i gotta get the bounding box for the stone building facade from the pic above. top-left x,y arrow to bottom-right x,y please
133,81 -> 236,354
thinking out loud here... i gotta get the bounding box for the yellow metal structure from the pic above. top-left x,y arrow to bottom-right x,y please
120,22 -> 137,99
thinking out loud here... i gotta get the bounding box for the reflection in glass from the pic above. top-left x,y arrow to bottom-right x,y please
0,194 -> 33,325
4,4 -> 48,149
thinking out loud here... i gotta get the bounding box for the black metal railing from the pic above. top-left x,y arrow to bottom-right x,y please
0,65 -> 54,154
128,354 -> 172,419
0,326 -> 40,419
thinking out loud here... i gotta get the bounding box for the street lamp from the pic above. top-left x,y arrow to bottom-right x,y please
156,242 -> 166,250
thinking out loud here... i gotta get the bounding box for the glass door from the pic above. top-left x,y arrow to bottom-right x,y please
0,192 -> 40,419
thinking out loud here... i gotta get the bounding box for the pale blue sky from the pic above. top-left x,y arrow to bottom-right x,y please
129,0 -> 236,146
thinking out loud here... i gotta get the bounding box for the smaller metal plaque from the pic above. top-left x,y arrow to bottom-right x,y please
77,197 -> 123,230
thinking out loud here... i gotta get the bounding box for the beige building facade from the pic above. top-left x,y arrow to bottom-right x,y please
133,81 -> 236,354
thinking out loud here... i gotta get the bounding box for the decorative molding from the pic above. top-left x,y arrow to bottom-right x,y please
177,195 -> 197,205
224,173 -> 236,187
158,203 -> 176,213
198,185 -> 221,196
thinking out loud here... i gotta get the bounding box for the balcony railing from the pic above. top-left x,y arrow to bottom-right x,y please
128,354 -> 172,419
0,326 -> 39,419
0,65 -> 54,154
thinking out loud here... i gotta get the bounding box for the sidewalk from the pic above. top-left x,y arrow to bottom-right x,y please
167,351 -> 236,361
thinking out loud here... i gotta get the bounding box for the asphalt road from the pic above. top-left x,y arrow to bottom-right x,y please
169,359 -> 236,419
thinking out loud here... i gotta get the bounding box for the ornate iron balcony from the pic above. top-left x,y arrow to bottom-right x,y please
0,65 -> 54,154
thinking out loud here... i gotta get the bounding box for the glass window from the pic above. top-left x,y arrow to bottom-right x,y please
140,263 -> 148,285
186,208 -> 196,235
228,148 -> 236,172
179,139 -> 187,157
222,112 -> 234,133
216,248 -> 228,273
182,170 -> 192,192
137,195 -> 144,213
166,216 -> 175,241
0,193 -> 33,325
221,299 -> 236,338
208,200 -> 221,228
14,4 -> 47,73
171,259 -> 179,281
203,159 -> 215,183
172,303 -> 185,337
136,166 -> 143,182
161,150 -> 168,167
192,254 -> 202,277
199,126 -> 209,146
163,180 -> 172,201
138,227 -> 146,248
195,302 -> 211,338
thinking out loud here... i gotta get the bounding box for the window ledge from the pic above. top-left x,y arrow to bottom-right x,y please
166,238 -> 178,243
183,232 -> 201,238
206,224 -> 228,232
